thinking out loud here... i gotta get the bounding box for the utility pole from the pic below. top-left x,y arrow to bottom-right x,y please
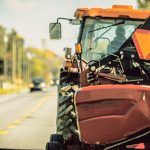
16,37 -> 24,85
0,26 -> 5,88
4,33 -> 8,81
12,30 -> 17,83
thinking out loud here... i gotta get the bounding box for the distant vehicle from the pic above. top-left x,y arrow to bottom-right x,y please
29,78 -> 46,92
50,79 -> 59,86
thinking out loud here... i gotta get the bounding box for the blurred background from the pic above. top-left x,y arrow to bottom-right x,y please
0,0 -> 149,149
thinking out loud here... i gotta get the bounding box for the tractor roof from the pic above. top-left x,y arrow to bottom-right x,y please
75,5 -> 150,20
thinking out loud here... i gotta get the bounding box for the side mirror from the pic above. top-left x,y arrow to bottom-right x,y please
49,23 -> 61,39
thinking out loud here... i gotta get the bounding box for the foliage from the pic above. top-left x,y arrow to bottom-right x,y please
26,47 -> 62,82
0,86 -> 24,95
0,26 -> 5,60
137,0 -> 150,9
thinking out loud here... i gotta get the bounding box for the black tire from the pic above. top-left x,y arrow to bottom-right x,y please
57,70 -> 79,142
50,134 -> 64,144
46,142 -> 64,150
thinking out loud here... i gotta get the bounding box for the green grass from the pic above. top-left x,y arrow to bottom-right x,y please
0,86 -> 26,95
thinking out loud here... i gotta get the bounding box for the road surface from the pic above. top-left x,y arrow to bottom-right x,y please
0,87 -> 57,150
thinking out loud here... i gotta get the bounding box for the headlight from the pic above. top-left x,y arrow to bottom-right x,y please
40,82 -> 46,88
29,83 -> 34,88
50,80 -> 54,85
56,80 -> 59,85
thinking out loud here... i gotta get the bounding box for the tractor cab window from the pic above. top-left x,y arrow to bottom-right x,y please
81,18 -> 143,62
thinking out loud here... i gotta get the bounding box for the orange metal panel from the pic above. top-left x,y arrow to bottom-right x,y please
75,5 -> 150,20
132,29 -> 150,60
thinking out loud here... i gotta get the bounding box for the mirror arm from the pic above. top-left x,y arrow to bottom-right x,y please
57,17 -> 72,23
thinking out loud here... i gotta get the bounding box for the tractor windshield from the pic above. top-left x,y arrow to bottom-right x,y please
81,18 -> 143,62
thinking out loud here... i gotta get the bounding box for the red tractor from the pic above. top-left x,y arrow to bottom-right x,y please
46,5 -> 150,150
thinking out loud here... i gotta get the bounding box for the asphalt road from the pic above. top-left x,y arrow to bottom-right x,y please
0,87 -> 57,150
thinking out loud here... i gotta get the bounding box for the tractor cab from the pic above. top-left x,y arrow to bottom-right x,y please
49,5 -> 150,65
80,17 -> 143,62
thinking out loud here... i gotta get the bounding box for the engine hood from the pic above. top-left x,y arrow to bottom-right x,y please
75,84 -> 150,145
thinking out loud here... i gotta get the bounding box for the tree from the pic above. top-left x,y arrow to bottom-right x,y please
30,58 -> 45,77
26,47 -> 62,82
0,26 -> 5,75
137,0 -> 150,9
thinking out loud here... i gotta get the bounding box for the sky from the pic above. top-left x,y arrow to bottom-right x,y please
0,0 -> 138,55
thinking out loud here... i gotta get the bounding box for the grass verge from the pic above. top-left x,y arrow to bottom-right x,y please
0,86 -> 26,95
